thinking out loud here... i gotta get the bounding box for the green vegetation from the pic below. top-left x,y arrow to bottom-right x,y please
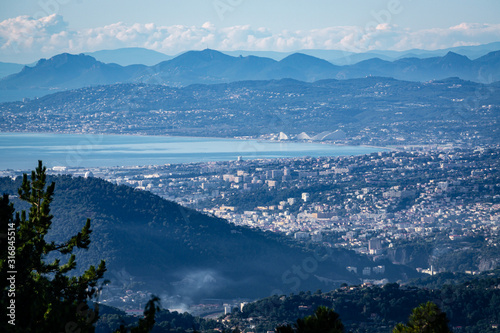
0,162 -> 169,333
0,162 -> 498,332
393,301 -> 451,333
227,274 -> 500,332
274,302 -> 451,333
97,305 -> 222,333
114,296 -> 161,333
0,174 -> 402,300
0,161 -> 106,332
276,306 -> 344,333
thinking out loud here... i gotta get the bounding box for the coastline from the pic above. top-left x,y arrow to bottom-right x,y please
0,132 -> 385,171
0,130 -> 391,150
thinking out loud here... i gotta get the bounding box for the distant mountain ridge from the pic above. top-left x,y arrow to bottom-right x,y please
1,48 -> 499,102
0,61 -> 24,79
220,41 -> 500,64
85,47 -> 173,66
0,53 -> 146,90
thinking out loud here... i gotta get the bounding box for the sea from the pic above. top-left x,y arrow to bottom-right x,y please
0,133 -> 385,171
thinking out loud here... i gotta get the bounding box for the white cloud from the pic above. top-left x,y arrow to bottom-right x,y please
1,14 -> 500,63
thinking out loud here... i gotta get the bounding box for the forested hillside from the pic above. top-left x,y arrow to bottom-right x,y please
0,174 -> 418,303
227,272 -> 500,332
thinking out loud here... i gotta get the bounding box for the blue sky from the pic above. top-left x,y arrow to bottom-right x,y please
1,0 -> 500,62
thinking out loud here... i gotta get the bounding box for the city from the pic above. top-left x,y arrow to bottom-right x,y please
3,144 -> 497,279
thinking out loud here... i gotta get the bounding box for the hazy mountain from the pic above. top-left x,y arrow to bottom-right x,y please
311,41 -> 500,65
299,50 -> 391,65
0,53 -> 148,89
261,53 -> 340,82
394,41 -> 500,60
143,49 -> 277,85
0,53 -> 147,100
238,42 -> 500,65
221,50 -> 292,61
473,50 -> 500,82
79,42 -> 500,67
1,49 -> 500,102
395,52 -> 474,80
85,47 -> 173,66
335,57 -> 394,79
0,175 -> 417,302
0,61 -> 24,79
333,51 -> 500,82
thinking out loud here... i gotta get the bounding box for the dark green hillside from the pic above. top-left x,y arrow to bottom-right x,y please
227,272 -> 500,332
94,271 -> 500,332
96,304 -> 222,333
0,175 -> 417,301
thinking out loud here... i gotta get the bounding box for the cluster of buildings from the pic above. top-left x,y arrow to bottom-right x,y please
34,146 -> 498,273
4,145 -> 496,276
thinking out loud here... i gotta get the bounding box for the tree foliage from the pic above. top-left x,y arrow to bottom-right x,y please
276,306 -> 344,333
113,295 -> 161,333
393,301 -> 451,333
231,275 -> 500,332
0,161 -> 106,332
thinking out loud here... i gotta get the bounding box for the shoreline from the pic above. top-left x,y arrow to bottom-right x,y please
0,131 -> 386,172
0,130 -> 392,151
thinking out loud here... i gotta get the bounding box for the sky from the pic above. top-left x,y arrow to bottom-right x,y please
0,0 -> 499,63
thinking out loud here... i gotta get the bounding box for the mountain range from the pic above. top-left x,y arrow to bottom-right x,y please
85,47 -> 173,66
3,41 -> 500,68
0,61 -> 24,79
223,41 -> 500,64
0,175 -> 417,303
1,48 -> 499,103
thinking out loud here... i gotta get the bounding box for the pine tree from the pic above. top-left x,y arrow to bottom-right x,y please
0,161 -> 106,332
296,306 -> 344,333
276,306 -> 344,333
393,301 -> 451,333
114,295 -> 161,333
131,295 -> 161,333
